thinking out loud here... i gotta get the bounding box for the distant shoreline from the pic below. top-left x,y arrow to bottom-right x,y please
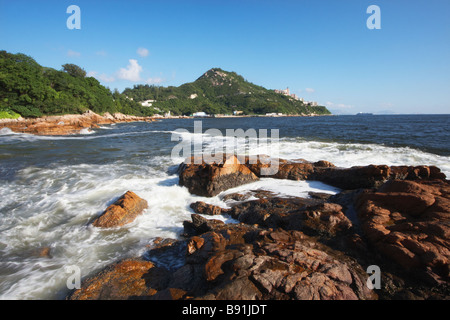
0,111 -> 154,136
2,113 -> 449,136
0,112 -> 333,136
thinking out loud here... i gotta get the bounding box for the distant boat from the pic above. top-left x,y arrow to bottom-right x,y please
356,112 -> 373,115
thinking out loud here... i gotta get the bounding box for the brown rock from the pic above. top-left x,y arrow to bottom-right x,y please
205,250 -> 243,281
179,154 -> 446,197
183,214 -> 225,237
0,111 -> 154,136
149,288 -> 187,300
190,201 -> 226,215
220,197 -> 351,238
356,179 -> 450,284
67,259 -> 156,300
92,191 -> 148,228
68,222 -> 377,300
31,246 -> 52,259
285,202 -> 353,237
179,154 -> 259,197
244,156 -> 316,180
187,236 -> 205,255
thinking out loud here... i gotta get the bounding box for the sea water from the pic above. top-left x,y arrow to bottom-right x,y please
0,115 -> 449,299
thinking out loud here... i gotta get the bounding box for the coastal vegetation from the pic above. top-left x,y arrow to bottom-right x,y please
0,51 -> 152,118
0,51 -> 331,119
123,68 -> 332,116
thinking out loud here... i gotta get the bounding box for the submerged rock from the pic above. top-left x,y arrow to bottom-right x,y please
92,191 -> 148,228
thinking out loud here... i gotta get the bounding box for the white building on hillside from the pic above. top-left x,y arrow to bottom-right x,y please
140,100 -> 156,107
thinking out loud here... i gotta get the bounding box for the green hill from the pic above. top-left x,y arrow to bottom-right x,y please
0,51 -> 152,118
123,68 -> 331,116
0,51 -> 330,118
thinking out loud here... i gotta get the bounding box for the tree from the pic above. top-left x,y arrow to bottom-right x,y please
62,63 -> 86,78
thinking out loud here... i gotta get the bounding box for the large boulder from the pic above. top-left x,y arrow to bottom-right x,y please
92,191 -> 148,228
67,259 -> 157,300
178,154 -> 259,197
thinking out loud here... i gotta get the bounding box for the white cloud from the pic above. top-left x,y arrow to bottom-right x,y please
117,59 -> 142,82
87,71 -> 115,83
67,49 -> 81,57
326,101 -> 353,109
305,88 -> 315,93
95,50 -> 107,57
146,77 -> 164,85
137,47 -> 149,57
98,74 -> 115,83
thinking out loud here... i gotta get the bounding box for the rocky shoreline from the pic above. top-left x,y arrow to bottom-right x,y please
66,155 -> 449,300
0,111 -> 155,136
0,113 -> 335,136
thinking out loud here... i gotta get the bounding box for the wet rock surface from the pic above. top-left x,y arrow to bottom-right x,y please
68,157 -> 449,300
179,155 -> 259,197
356,179 -> 450,285
92,191 -> 148,228
69,223 -> 376,300
179,155 -> 446,196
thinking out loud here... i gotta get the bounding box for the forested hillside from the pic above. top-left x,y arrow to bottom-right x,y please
0,51 -> 330,118
123,68 -> 331,116
0,51 -> 152,118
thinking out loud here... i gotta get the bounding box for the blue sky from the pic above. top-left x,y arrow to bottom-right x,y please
1,0 -> 449,114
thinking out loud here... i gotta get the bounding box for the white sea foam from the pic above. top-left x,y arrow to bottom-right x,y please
0,154 -> 344,299
0,129 -> 161,142
0,161 -> 187,299
79,128 -> 95,135
193,132 -> 450,176
0,127 -> 18,136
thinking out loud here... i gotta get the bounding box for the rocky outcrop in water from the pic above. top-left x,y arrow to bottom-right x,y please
178,155 -> 446,195
67,259 -> 156,300
179,155 -> 259,197
312,164 -> 446,190
92,191 -> 148,228
68,156 -> 449,300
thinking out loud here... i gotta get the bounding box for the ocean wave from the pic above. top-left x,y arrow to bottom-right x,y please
190,133 -> 450,176
0,128 -> 19,136
79,128 -> 95,135
0,156 -> 347,299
